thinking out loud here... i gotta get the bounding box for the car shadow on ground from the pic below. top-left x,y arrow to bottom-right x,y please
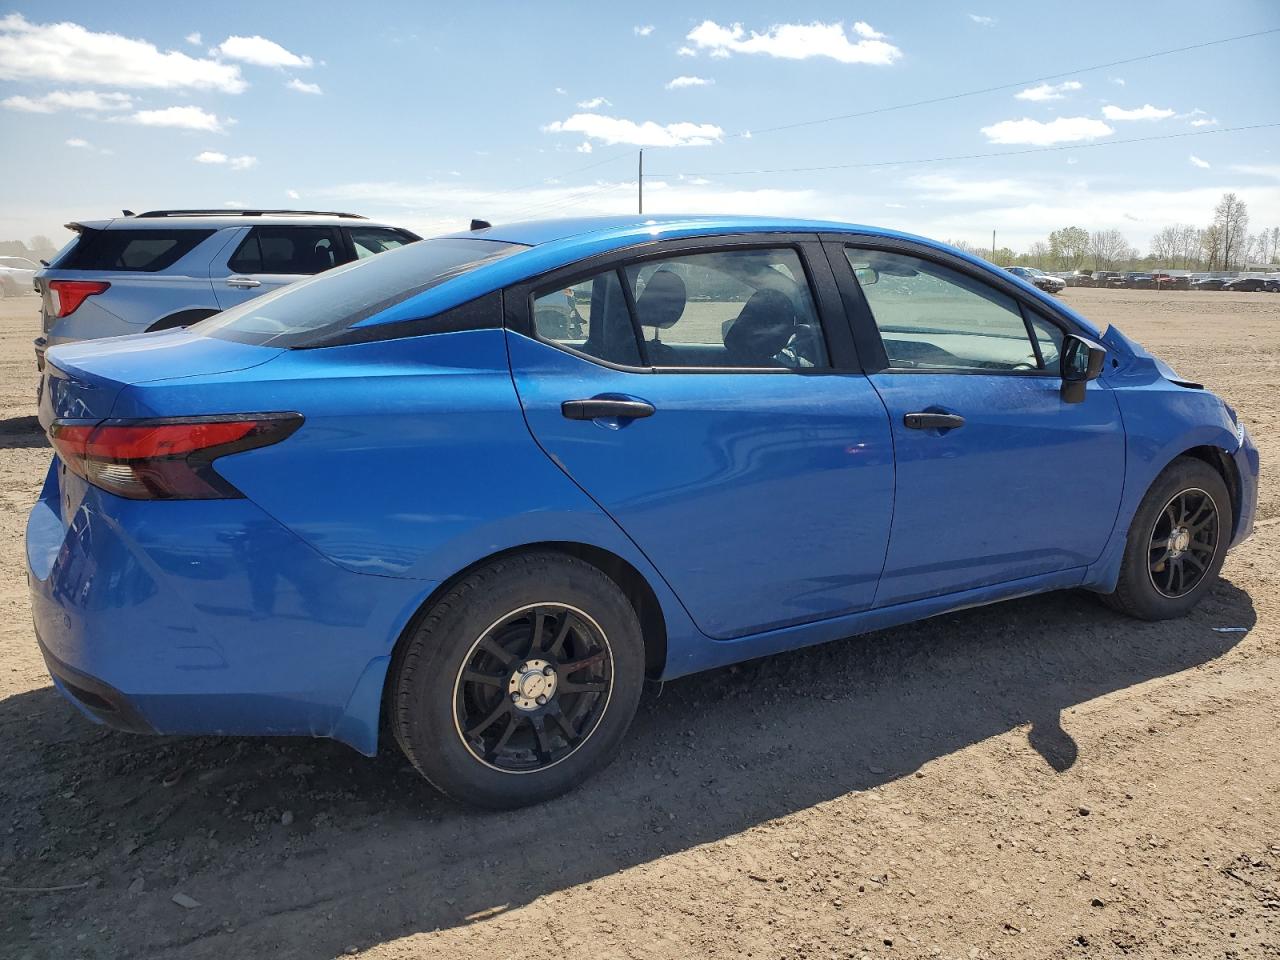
0,415 -> 45,449
0,578 -> 1256,958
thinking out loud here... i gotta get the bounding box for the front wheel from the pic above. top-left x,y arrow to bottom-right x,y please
389,552 -> 645,808
1101,457 -> 1231,620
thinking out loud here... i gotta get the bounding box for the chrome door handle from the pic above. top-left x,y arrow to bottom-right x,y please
226,277 -> 261,289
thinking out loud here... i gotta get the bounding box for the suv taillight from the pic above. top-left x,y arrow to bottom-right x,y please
50,415 -> 302,500
47,280 -> 110,317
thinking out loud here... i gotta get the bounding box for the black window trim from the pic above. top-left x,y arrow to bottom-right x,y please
820,234 -> 1082,379
507,232 -> 862,376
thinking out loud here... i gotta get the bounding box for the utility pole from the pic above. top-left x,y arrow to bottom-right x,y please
992,229 -> 996,259
638,149 -> 644,215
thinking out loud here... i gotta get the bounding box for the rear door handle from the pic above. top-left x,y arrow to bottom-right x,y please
903,412 -> 965,431
561,397 -> 655,421
226,277 -> 261,289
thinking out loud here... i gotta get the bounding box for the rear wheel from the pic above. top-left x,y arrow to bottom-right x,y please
1102,457 -> 1230,620
390,552 -> 645,808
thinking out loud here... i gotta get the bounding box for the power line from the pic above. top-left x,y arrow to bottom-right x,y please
731,26 -> 1280,139
647,121 -> 1280,178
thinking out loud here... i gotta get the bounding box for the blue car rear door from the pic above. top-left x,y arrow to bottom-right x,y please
825,239 -> 1125,607
506,235 -> 895,640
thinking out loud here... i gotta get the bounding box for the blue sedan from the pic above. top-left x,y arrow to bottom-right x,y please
28,215 -> 1259,808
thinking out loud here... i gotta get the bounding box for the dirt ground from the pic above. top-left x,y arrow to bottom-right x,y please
1,287 -> 1278,960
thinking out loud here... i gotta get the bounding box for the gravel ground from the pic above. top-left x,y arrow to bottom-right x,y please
0,287 -> 1277,960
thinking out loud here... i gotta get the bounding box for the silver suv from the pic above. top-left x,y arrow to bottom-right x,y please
33,209 -> 419,367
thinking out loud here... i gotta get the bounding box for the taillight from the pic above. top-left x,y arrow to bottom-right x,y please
50,414 -> 302,500
48,280 -> 110,318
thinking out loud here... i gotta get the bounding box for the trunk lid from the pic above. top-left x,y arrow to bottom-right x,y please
38,330 -> 285,430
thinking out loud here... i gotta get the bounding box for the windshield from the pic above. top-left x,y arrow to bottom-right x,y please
196,237 -> 525,347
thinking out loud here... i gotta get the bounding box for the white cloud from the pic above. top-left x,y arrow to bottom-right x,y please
0,13 -> 246,92
287,78 -> 322,95
214,35 -> 313,68
223,200 -> 247,208
634,25 -> 654,37
1110,77 -> 1126,86
185,32 -> 201,46
1014,80 -> 1082,102
545,113 -> 723,147
554,86 -> 566,95
2,89 -> 132,113
908,174 -> 1041,203
969,14 -> 997,25
1102,103 -> 1175,121
676,46 -> 696,57
195,150 -> 257,168
286,188 -> 301,199
685,20 -> 901,65
1191,116 -> 1217,127
576,141 -> 593,153
124,105 -> 225,132
65,137 -> 89,148
1189,155 -> 1210,169
665,75 -> 712,90
576,96 -> 611,109
980,116 -> 1113,145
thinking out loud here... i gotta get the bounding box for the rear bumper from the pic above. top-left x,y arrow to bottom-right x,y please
26,460 -> 433,755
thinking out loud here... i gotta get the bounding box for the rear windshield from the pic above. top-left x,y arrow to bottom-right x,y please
195,237 -> 525,347
57,228 -> 214,272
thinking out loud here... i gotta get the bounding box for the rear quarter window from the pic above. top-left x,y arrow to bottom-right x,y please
195,237 -> 525,347
56,229 -> 215,272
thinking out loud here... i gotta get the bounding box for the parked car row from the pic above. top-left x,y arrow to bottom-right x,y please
31,209 -> 420,367
1004,265 -> 1065,294
1042,269 -> 1277,292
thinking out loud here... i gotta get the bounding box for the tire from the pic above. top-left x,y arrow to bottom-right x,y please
390,551 -> 645,809
1101,457 -> 1231,620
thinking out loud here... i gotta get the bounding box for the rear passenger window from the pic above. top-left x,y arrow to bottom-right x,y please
350,227 -> 414,259
58,229 -> 214,272
847,248 -> 1042,372
228,226 -> 345,275
534,271 -> 641,367
624,248 -> 828,369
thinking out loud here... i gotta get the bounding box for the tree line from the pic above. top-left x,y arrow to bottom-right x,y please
953,193 -> 1278,273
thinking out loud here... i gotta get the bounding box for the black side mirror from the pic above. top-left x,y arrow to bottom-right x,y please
1060,334 -> 1106,404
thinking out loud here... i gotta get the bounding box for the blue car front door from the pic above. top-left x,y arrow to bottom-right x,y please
831,242 -> 1126,607
507,239 -> 896,640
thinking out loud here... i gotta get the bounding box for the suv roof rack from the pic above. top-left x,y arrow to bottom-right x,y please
132,209 -> 368,219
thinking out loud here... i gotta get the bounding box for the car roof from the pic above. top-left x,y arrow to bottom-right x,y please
68,214 -> 401,231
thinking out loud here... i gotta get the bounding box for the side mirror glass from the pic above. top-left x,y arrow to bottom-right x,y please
1060,334 -> 1106,404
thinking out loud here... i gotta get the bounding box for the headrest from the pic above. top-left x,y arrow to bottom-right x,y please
724,289 -> 797,364
634,269 -> 686,330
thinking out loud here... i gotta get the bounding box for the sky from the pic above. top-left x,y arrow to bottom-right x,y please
0,1 -> 1278,252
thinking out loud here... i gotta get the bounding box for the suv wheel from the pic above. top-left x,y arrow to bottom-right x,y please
390,552 -> 645,808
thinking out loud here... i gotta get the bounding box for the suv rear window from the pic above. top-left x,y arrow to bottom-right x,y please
196,237 -> 525,347
57,228 -> 214,272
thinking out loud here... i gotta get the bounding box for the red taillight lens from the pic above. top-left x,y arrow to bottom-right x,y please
47,280 -> 110,318
50,415 -> 302,500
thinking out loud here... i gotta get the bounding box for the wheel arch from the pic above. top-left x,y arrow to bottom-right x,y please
1176,444 -> 1243,540
378,541 -> 670,736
